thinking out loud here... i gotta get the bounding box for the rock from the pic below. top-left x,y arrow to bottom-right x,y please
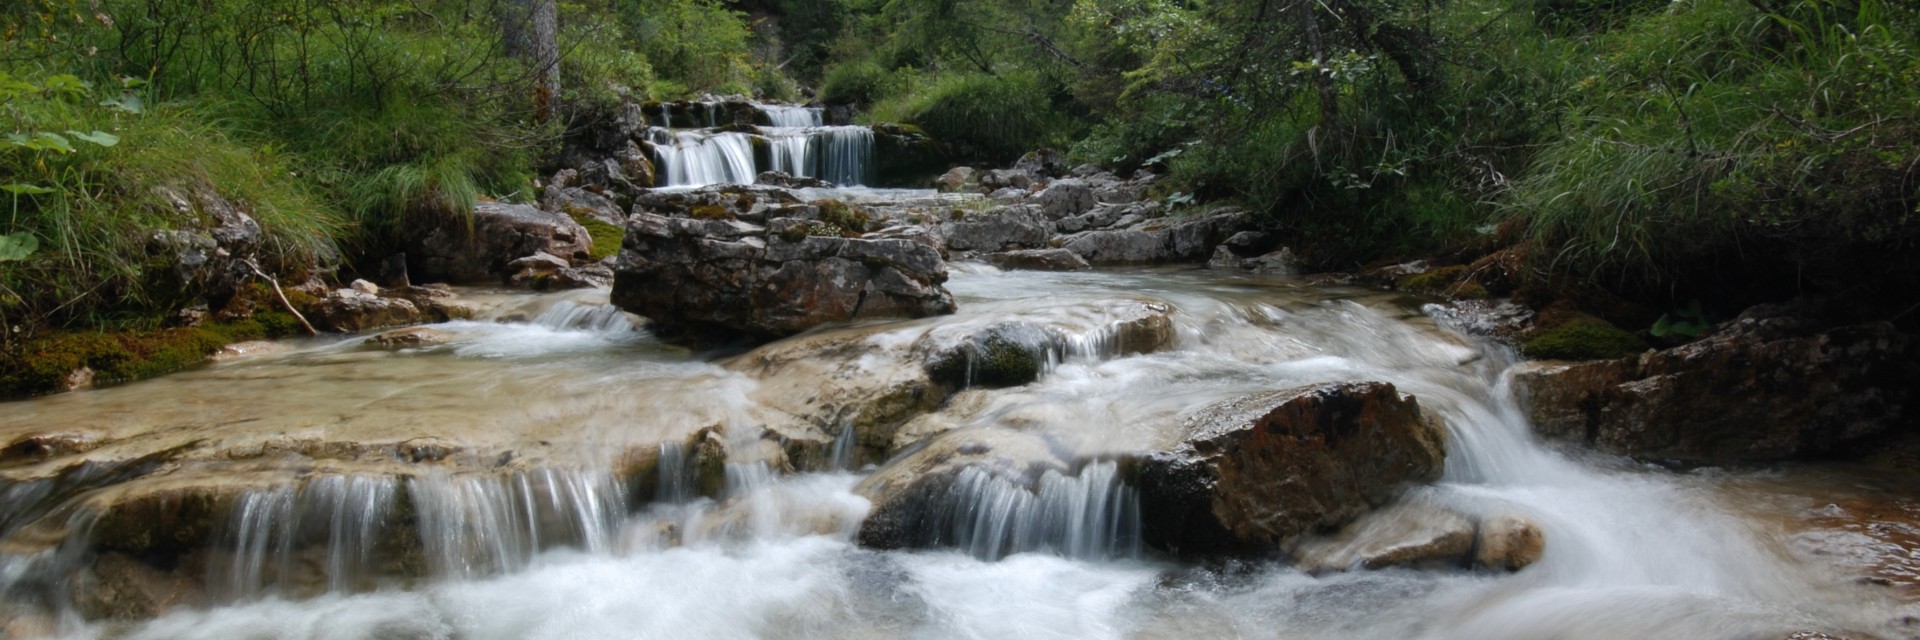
506,252 -> 571,287
146,183 -> 268,309
610,211 -> 956,341
542,185 -> 625,227
208,340 -> 287,363
70,552 -> 206,620
1031,179 -> 1096,219
413,201 -> 592,283
377,284 -> 478,322
979,169 -> 1033,192
1292,500 -> 1475,572
915,300 -> 1175,390
366,327 -> 455,349
1013,148 -> 1069,179
309,289 -> 423,333
985,248 -> 1090,271
1063,229 -> 1169,264
941,205 -> 1051,252
1165,207 -> 1251,260
1237,248 -> 1299,275
854,429 -> 1069,550
348,279 -> 381,295
756,171 -> 831,189
1474,514 -> 1546,571
1129,382 -> 1447,554
935,167 -> 977,193
1,431 -> 100,463
1513,302 -> 1912,462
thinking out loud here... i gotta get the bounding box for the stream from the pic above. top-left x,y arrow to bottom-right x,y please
1,265 -> 1915,639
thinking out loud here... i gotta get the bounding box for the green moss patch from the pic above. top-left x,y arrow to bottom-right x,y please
1521,315 -> 1649,361
1,317 -> 303,399
569,212 -> 626,261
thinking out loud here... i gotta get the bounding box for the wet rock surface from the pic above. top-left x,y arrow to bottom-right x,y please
1514,301 -> 1914,462
412,201 -> 594,284
610,208 -> 957,341
1292,500 -> 1545,573
1129,382 -> 1447,554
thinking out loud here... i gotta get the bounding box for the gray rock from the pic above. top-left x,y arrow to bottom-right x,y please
985,248 -> 1090,271
935,167 -> 977,193
1031,178 -> 1096,219
1063,229 -> 1169,264
414,202 -> 592,284
610,210 -> 956,341
941,205 -> 1051,252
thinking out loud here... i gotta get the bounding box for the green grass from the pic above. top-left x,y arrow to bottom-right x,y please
867,70 -> 1078,163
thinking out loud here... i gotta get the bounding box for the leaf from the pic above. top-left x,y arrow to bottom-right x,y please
0,183 -> 55,195
0,232 -> 37,262
27,132 -> 75,153
67,130 -> 119,147
38,74 -> 90,95
99,93 -> 143,114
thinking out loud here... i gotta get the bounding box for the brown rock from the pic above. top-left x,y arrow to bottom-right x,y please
1514,302 -> 1912,462
413,201 -> 592,283
1292,500 -> 1475,572
309,289 -> 423,333
366,327 -> 455,349
986,248 -> 1090,271
1130,382 -> 1447,554
1474,513 -> 1545,571
70,552 -> 207,620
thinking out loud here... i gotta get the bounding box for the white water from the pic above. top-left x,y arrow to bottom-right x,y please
1,268 -> 1909,639
646,103 -> 875,188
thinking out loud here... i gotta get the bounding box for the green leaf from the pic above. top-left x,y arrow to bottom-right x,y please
0,232 -> 37,262
67,130 -> 120,147
0,183 -> 55,195
27,132 -> 75,153
100,93 -> 144,114
38,74 -> 90,95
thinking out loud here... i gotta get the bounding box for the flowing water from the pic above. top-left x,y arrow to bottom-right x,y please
0,263 -> 1915,639
645,103 -> 875,188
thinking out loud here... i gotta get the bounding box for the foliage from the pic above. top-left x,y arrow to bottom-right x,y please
867,70 -> 1077,163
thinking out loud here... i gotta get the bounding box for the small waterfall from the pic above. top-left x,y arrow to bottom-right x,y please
757,104 -> 824,127
656,442 -> 695,503
827,425 -> 858,471
817,127 -> 873,186
765,130 -> 813,178
214,476 -> 399,599
927,461 -> 1141,561
407,468 -> 627,580
532,300 -> 639,332
649,128 -> 758,188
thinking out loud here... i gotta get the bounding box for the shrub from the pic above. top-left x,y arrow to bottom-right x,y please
821,61 -> 893,105
867,70 -> 1077,163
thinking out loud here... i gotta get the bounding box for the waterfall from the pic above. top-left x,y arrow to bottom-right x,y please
756,104 -> 824,127
656,442 -> 695,503
816,127 -> 873,186
408,469 -> 627,580
213,476 -> 399,599
648,128 -> 758,188
765,129 -> 813,178
924,461 -> 1141,561
532,300 -> 639,333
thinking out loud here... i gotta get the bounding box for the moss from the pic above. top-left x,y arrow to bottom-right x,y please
812,199 -> 870,237
688,204 -> 734,221
1398,265 -> 1490,299
569,212 -> 625,261
778,224 -> 809,243
1521,316 -> 1649,361
0,317 -> 304,399
734,193 -> 757,210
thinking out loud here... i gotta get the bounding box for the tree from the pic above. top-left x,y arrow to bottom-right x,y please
503,0 -> 560,121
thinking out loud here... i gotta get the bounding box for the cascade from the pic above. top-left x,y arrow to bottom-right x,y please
643,102 -> 875,188
925,461 -> 1141,561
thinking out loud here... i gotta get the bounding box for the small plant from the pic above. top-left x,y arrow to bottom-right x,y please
1650,300 -> 1712,339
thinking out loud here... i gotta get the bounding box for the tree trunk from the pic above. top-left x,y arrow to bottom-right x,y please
503,0 -> 560,122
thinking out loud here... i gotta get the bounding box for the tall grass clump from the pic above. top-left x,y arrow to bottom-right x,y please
1507,0 -> 1920,298
867,70 -> 1077,162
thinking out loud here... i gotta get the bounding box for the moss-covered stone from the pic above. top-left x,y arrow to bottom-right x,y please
0,316 -> 303,399
812,199 -> 871,237
688,204 -> 734,221
926,324 -> 1050,389
1398,265 -> 1488,299
1521,315 -> 1649,361
569,212 -> 625,261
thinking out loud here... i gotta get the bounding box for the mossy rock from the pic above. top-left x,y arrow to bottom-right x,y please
926,324 -> 1050,389
688,204 -> 735,221
569,213 -> 625,261
1,317 -> 299,399
811,199 -> 871,236
1521,315 -> 1649,361
1398,265 -> 1489,299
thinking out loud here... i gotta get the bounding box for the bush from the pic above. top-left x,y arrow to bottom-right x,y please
821,61 -> 893,105
867,70 -> 1076,163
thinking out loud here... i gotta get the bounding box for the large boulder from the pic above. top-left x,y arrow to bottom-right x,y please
413,202 -> 593,284
941,205 -> 1051,252
985,248 -> 1090,271
610,211 -> 956,341
1030,178 -> 1095,219
1063,229 -> 1170,264
1514,302 -> 1913,462
854,429 -> 1069,551
1129,382 -> 1447,555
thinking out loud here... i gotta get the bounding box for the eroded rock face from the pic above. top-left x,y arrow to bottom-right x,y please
854,429 -> 1068,550
941,205 -> 1051,252
1130,382 -> 1447,554
309,288 -> 422,333
610,211 -> 956,341
413,202 -> 593,284
1292,501 -> 1545,573
1514,302 -> 1913,462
